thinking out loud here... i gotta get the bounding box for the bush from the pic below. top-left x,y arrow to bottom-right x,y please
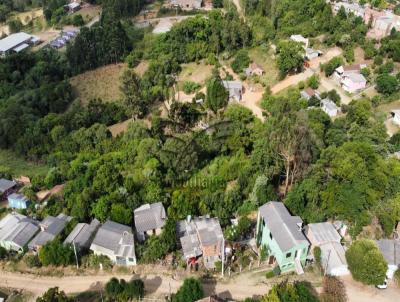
322,57 -> 344,76
71,14 -> 84,26
0,246 -> 8,259
345,239 -> 388,285
38,239 -> 75,267
173,278 -> 204,302
376,74 -> 398,95
321,276 -> 347,302
265,271 -> 275,279
182,81 -> 201,94
307,74 -> 320,89
82,254 -> 113,270
394,269 -> 400,285
231,50 -> 250,74
24,254 -> 42,268
105,277 -> 145,301
313,246 -> 322,267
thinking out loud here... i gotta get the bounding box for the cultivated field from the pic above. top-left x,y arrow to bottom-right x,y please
0,149 -> 48,178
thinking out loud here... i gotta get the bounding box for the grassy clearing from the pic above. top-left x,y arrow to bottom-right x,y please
178,61 -> 213,88
70,63 -> 127,105
248,46 -> 279,88
72,5 -> 101,23
0,149 -> 48,178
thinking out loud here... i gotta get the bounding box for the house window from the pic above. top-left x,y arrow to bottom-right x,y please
128,258 -> 134,262
269,232 -> 273,240
286,252 -> 291,258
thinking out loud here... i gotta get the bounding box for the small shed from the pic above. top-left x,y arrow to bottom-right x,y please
8,193 -> 30,209
321,98 -> 340,118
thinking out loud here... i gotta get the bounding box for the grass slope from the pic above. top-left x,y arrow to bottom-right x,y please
0,149 -> 48,178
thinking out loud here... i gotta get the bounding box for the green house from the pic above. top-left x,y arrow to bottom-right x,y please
256,201 -> 310,274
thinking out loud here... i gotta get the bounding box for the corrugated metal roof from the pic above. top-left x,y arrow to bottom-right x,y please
259,202 -> 309,252
0,32 -> 32,52
376,239 -> 400,266
0,213 -> 39,250
306,222 -> 341,245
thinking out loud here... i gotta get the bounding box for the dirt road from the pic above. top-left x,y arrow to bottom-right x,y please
0,271 -> 270,301
271,69 -> 314,94
342,276 -> 400,302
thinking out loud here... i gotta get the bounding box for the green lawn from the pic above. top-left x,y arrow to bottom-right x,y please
0,149 -> 48,178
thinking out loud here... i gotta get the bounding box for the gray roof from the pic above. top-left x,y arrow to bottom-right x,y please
344,72 -> 366,83
222,80 -> 242,90
0,32 -> 33,52
320,241 -> 348,275
306,222 -> 341,245
321,99 -> 339,111
177,216 -> 223,259
134,202 -> 166,233
0,178 -> 16,193
90,220 -> 135,259
0,213 -> 39,251
259,202 -> 309,252
64,219 -> 100,249
28,213 -> 72,249
376,239 -> 400,266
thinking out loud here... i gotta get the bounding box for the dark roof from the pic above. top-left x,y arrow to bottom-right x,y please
134,202 -> 166,233
0,178 -> 16,193
259,202 -> 309,252
64,219 -> 100,249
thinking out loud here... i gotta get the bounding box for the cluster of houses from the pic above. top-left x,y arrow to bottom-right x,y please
170,0 -> 203,10
0,32 -> 40,57
1,192 -> 399,282
333,1 -> 400,39
300,87 -> 340,118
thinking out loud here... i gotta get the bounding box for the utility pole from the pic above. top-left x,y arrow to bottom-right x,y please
72,240 -> 79,269
221,237 -> 225,277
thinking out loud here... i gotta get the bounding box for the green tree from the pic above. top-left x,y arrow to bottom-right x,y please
36,287 -> 73,302
110,203 -> 132,225
120,69 -> 145,118
173,278 -> 204,302
206,75 -> 228,113
231,49 -> 251,74
276,40 -> 305,78
345,239 -> 387,285
376,74 -> 398,95
38,239 -> 75,267
307,74 -> 320,89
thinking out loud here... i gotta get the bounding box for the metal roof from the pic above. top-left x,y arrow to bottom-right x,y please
259,202 -> 309,252
63,219 -> 100,249
376,239 -> 400,266
321,99 -> 339,112
0,32 -> 33,52
134,202 -> 166,233
306,222 -> 341,245
0,178 -> 16,193
320,241 -> 348,275
0,213 -> 39,251
8,193 -> 29,202
90,220 -> 135,258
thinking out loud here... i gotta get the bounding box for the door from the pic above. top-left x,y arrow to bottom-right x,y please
268,255 -> 275,265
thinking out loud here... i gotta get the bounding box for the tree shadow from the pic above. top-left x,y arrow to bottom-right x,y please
141,275 -> 163,295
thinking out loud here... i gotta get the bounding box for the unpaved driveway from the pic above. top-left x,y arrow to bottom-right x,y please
319,77 -> 352,105
271,69 -> 314,94
342,276 -> 400,302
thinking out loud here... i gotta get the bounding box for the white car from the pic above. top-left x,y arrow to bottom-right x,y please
376,278 -> 388,289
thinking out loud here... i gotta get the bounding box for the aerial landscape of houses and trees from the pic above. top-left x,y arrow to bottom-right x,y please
2,0 -> 400,301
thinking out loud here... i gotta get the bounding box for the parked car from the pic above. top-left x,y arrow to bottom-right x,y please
376,278 -> 388,289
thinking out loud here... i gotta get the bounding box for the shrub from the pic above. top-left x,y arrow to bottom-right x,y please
39,239 -> 75,266
173,278 -> 204,302
0,246 -> 7,259
313,246 -> 322,267
265,271 -> 275,279
322,57 -> 344,76
231,50 -> 250,74
82,254 -> 113,270
24,254 -> 41,268
321,276 -> 347,302
182,81 -> 201,94
345,239 -> 388,285
307,74 -> 320,89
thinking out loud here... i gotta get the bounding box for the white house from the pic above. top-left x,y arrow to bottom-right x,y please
134,202 -> 166,242
341,73 -> 367,93
90,220 -> 136,266
305,222 -> 350,276
321,98 -> 340,118
0,32 -> 40,57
